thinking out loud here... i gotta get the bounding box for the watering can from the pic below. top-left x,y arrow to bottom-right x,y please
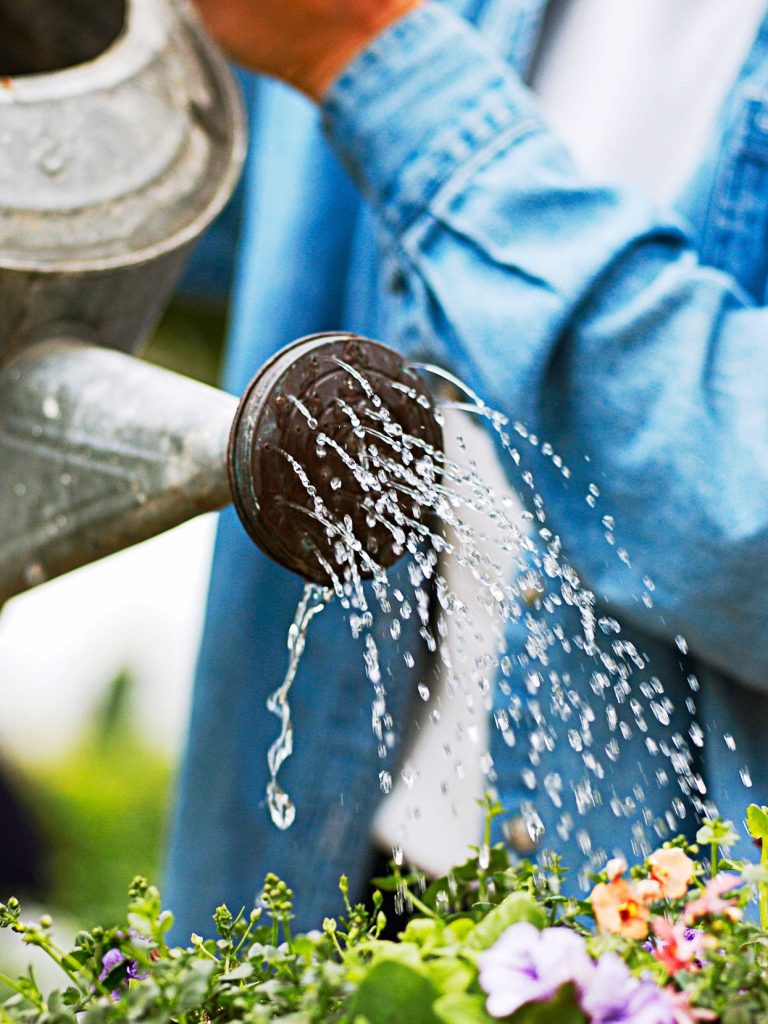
0,0 -> 441,604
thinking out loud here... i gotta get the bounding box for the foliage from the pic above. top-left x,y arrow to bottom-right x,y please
2,799 -> 768,1024
24,673 -> 172,925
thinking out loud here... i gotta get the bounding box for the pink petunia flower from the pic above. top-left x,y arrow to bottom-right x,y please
684,874 -> 742,923
478,923 -> 594,1018
651,919 -> 704,975
661,986 -> 717,1023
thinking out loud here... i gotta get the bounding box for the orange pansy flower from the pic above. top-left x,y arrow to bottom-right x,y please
648,848 -> 695,900
591,878 -> 651,940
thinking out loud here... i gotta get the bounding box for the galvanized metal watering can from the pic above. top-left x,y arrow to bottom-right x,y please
0,0 -> 441,604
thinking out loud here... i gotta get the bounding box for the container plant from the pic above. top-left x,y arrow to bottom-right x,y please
2,798 -> 768,1024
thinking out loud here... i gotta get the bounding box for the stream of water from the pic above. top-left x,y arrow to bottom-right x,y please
263,358 -> 717,877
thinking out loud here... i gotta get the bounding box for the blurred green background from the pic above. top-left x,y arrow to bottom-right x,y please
0,299 -> 227,933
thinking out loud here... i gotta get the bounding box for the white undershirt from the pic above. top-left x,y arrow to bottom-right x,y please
533,0 -> 765,206
372,0 -> 765,874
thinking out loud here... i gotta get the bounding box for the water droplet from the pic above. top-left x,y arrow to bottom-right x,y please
266,780 -> 296,829
23,562 -> 46,587
38,143 -> 67,176
675,635 -> 688,655
42,395 -> 60,420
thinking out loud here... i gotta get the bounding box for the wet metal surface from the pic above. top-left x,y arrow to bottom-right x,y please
0,340 -> 237,604
0,0 -> 245,601
228,333 -> 444,586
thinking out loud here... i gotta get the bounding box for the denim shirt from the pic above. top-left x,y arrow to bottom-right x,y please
167,0 -> 768,936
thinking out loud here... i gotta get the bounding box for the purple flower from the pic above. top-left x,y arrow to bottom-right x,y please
97,948 -> 147,999
98,949 -> 125,980
126,960 -> 149,981
481,924 -> 677,1024
580,954 -> 675,1024
478,923 -> 594,1018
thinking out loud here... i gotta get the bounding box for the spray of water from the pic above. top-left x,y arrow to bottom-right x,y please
262,357 -> 721,878
266,583 -> 332,829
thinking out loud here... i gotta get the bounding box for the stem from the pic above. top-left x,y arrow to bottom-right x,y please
233,919 -> 257,956
25,937 -> 87,995
402,885 -> 437,920
711,842 -> 718,878
760,843 -> 768,930
0,972 -> 43,1009
59,949 -> 92,991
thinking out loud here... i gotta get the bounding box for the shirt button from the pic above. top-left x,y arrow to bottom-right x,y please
388,268 -> 407,294
520,572 -> 544,607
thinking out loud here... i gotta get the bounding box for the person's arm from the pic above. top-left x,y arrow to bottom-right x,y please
195,1 -> 768,690
191,0 -> 421,100
318,4 -> 768,689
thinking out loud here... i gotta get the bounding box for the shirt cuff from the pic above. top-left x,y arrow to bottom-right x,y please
322,1 -> 543,235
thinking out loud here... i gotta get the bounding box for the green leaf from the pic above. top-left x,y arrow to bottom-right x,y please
220,962 -> 254,981
370,871 -> 422,893
465,893 -> 546,951
401,918 -> 444,950
697,818 -> 740,848
423,957 -> 474,995
433,992 -> 492,1024
746,805 -> 768,842
61,988 -> 81,1007
127,912 -> 153,936
444,919 -> 476,944
509,985 -> 587,1024
347,961 -> 441,1024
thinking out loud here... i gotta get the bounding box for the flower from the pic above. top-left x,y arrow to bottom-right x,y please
661,986 -> 717,1023
98,949 -> 125,980
606,857 -> 628,880
97,948 -> 147,997
478,922 -> 593,1018
685,874 -> 742,923
580,953 -> 674,1024
648,849 -> 695,900
636,878 -> 664,903
591,877 -> 652,939
126,959 -> 149,981
651,919 -> 704,974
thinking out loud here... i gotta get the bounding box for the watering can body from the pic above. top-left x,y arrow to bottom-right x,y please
0,0 -> 443,604
0,0 -> 245,603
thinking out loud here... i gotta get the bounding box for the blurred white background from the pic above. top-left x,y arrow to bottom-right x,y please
0,514 -> 217,763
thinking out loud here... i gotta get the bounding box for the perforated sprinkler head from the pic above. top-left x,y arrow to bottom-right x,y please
228,333 -> 443,585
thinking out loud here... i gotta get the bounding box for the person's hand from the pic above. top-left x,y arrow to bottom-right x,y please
193,0 -> 423,101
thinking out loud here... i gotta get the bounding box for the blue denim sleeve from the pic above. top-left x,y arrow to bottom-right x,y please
322,3 -> 768,690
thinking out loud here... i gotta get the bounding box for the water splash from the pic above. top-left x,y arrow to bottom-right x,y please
260,357 -> 724,879
266,582 -> 332,829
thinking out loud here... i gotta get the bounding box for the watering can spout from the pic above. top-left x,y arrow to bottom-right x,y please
0,333 -> 444,604
0,339 -> 237,603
